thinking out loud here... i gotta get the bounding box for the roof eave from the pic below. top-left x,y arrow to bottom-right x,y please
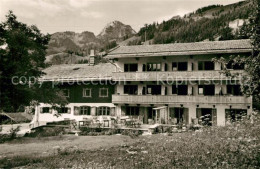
38,77 -> 113,83
106,49 -> 252,59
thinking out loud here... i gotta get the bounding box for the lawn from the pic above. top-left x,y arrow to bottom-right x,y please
0,114 -> 259,168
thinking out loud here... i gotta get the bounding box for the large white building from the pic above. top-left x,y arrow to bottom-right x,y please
106,39 -> 253,126
32,39 -> 253,127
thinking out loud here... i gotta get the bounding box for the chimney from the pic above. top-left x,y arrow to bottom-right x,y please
89,49 -> 95,66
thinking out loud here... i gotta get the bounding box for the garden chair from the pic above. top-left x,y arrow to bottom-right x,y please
102,116 -> 110,127
70,120 -> 78,130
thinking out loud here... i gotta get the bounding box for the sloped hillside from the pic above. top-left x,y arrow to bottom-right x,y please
127,0 -> 253,45
47,31 -> 100,56
47,21 -> 136,56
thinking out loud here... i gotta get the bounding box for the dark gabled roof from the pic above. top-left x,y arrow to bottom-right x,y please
39,63 -> 116,82
106,39 -> 252,58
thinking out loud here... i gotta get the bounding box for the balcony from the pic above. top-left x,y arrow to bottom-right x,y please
112,94 -> 252,105
112,70 -> 245,81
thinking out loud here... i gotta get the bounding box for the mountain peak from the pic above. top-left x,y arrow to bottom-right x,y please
98,20 -> 136,40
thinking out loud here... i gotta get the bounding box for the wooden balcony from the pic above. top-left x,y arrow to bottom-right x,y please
112,94 -> 252,105
112,70 -> 245,81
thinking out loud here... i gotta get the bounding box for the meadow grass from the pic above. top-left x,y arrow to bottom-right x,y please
0,113 -> 259,168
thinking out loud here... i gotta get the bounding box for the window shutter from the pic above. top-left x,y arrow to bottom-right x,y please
96,107 -> 99,116
212,108 -> 217,126
40,107 -> 43,114
165,87 -> 168,95
183,108 -> 189,125
121,106 -> 126,116
110,107 -> 115,116
196,108 -> 201,119
74,106 -> 79,115
90,107 -> 96,116
68,107 -> 71,114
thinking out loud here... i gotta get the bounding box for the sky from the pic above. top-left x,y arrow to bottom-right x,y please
0,0 -> 243,35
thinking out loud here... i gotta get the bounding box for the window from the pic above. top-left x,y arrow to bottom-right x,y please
41,107 -> 50,113
172,62 -> 177,71
97,107 -> 110,116
227,85 -> 242,96
126,107 -> 140,116
178,62 -> 188,71
198,61 -> 214,70
99,88 -> 108,97
198,85 -> 215,96
144,63 -> 161,71
172,62 -> 188,71
80,106 -> 91,115
124,63 -> 138,72
124,85 -> 138,95
146,85 -> 161,95
226,61 -> 244,70
172,85 -> 188,95
225,109 -> 247,123
196,108 -> 216,126
62,89 -> 69,97
170,108 -> 184,124
83,88 -> 91,97
57,107 -> 70,114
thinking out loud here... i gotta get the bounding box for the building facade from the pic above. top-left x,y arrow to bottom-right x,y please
106,39 -> 253,126
32,39 -> 253,127
31,63 -> 117,127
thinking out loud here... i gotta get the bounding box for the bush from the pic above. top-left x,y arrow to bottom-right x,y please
0,126 -> 20,143
24,127 -> 65,137
121,129 -> 142,138
79,127 -> 120,136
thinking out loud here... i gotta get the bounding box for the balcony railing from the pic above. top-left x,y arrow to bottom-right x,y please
112,70 -> 245,81
112,94 -> 252,105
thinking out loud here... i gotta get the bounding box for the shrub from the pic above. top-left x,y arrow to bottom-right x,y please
121,129 -> 142,138
0,126 -> 20,143
79,127 -> 120,136
24,127 -> 65,137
